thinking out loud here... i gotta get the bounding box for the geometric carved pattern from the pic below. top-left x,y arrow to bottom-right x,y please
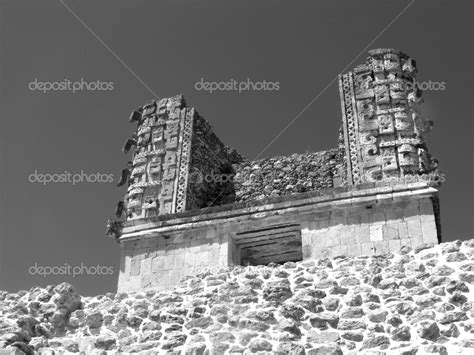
339,72 -> 362,184
174,108 -> 194,213
121,95 -> 193,219
338,48 -> 434,185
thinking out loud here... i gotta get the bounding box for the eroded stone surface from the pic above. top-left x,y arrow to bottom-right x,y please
0,240 -> 473,354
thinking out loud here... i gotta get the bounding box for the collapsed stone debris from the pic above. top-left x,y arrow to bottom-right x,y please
1,240 -> 473,353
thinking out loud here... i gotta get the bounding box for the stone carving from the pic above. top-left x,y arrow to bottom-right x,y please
115,201 -> 125,218
105,219 -> 122,239
116,162 -> 132,187
121,135 -> 137,154
338,48 -> 437,183
128,109 -> 142,123
107,49 -> 441,240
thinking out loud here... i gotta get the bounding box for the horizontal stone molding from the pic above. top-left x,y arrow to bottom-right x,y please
119,180 -> 439,242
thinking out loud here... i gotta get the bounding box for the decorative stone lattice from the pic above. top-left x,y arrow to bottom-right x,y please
114,95 -> 244,226
124,95 -> 188,219
338,48 -> 436,185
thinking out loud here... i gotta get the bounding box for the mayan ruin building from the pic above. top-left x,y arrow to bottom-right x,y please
107,49 -> 442,293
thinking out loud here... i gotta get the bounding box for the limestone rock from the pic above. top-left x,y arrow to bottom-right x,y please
417,321 -> 440,341
0,239 -> 473,354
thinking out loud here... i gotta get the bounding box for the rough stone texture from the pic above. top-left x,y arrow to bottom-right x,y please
1,240 -> 472,354
233,150 -> 343,203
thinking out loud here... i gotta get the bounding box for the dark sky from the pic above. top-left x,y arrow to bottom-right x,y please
0,0 -> 472,296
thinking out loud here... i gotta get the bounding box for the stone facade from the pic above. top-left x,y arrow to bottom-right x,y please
108,48 -> 443,292
117,179 -> 440,292
339,48 -> 436,185
115,95 -> 244,221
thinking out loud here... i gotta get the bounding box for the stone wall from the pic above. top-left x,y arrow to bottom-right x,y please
186,114 -> 245,210
117,180 -> 441,292
301,196 -> 439,260
118,227 -> 230,292
233,149 -> 344,203
1,240 -> 473,354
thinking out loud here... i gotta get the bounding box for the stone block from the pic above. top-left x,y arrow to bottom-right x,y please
141,258 -> 152,277
318,230 -> 330,246
355,226 -> 370,244
407,219 -> 422,239
219,242 -> 228,255
303,244 -> 313,259
199,241 -> 213,251
127,275 -> 142,292
196,251 -> 210,266
329,216 -> 346,227
182,267 -> 194,278
399,239 -> 411,250
421,213 -> 435,223
314,211 -> 331,220
218,254 -> 228,266
130,257 -> 141,277
398,222 -> 409,239
331,244 -> 348,257
388,239 -> 401,252
369,225 -> 383,242
172,234 -> 184,244
122,256 -> 131,280
347,214 -> 361,225
392,191 -> 412,201
168,269 -> 182,285
316,219 -> 329,229
151,256 -> 164,273
331,210 -> 346,219
360,212 -> 371,224
163,255 -> 174,271
301,229 -> 313,247
421,221 -> 438,244
360,242 -> 373,255
419,199 -> 434,215
340,227 -> 355,245
346,243 -> 362,256
403,200 -> 420,219
373,241 -> 389,254
410,236 -> 424,249
184,253 -> 196,268
382,224 -> 399,240
371,212 -> 385,224
326,229 -> 341,246
173,253 -> 185,269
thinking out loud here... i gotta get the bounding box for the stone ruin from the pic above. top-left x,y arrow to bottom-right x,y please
107,48 -> 443,292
